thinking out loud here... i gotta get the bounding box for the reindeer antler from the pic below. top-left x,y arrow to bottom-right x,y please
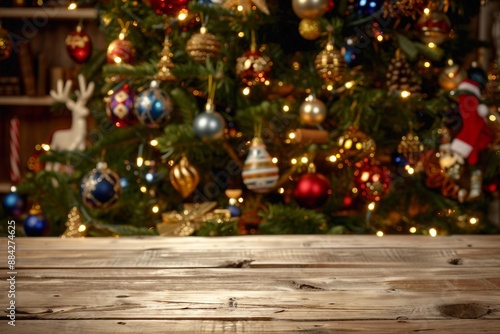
49,74 -> 94,111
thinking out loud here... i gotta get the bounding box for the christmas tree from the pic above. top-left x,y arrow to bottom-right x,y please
4,0 -> 500,237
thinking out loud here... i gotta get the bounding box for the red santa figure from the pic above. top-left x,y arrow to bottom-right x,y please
440,66 -> 493,201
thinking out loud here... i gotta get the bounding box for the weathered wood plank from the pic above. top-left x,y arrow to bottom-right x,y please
3,285 -> 499,320
2,235 -> 500,251
3,268 -> 500,292
1,247 -> 499,269
6,319 -> 500,333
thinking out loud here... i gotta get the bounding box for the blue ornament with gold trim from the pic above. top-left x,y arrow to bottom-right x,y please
81,162 -> 122,209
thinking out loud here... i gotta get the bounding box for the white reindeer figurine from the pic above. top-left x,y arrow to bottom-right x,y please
45,74 -> 95,172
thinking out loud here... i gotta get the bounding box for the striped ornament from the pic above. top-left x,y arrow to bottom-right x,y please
10,117 -> 20,184
242,137 -> 279,193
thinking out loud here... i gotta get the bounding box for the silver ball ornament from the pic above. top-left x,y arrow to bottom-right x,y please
193,104 -> 226,140
292,0 -> 329,20
299,95 -> 327,126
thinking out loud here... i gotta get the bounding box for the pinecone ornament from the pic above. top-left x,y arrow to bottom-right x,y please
386,50 -> 421,95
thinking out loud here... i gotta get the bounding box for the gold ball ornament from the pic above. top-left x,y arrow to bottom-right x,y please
186,28 -> 221,64
0,27 -> 13,60
292,0 -> 329,20
439,61 -> 465,91
170,156 -> 200,198
337,127 -> 376,162
315,42 -> 347,84
298,19 -> 322,40
397,129 -> 424,168
299,94 -> 327,126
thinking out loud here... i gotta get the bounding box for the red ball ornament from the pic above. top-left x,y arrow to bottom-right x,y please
107,36 -> 135,65
354,159 -> 391,201
293,172 -> 332,209
236,49 -> 272,86
416,11 -> 451,45
106,83 -> 138,128
148,0 -> 189,16
65,24 -> 92,63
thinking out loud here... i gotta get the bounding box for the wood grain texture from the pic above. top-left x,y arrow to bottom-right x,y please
0,235 -> 499,333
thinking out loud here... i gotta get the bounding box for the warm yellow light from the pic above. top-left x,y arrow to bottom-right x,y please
242,87 -> 251,95
376,231 -> 384,237
424,61 -> 431,68
136,156 -> 144,167
326,84 -> 334,91
400,90 -> 411,98
409,227 -> 417,233
429,228 -> 437,237
272,157 -> 278,164
41,144 -> 51,151
428,42 -> 436,49
68,2 -> 77,10
291,158 -> 298,165
237,5 -> 244,11
352,187 -> 358,194
78,225 -> 86,232
345,81 -> 355,89
289,132 -> 296,139
278,187 -> 285,194
376,35 -> 384,42
489,114 -> 496,122
368,202 -> 376,211
152,205 -> 159,213
264,80 -> 270,86
293,62 -> 300,71
407,167 -> 415,175
238,32 -> 245,38
238,197 -> 244,203
10,186 -> 17,192
150,139 -> 158,147
283,105 -> 290,112
200,26 -> 207,34
178,9 -> 188,21
328,155 -> 337,162
424,7 -> 430,15
301,156 -> 309,164
469,217 -> 478,225
114,56 -> 122,64
140,186 -> 147,193
343,139 -> 353,150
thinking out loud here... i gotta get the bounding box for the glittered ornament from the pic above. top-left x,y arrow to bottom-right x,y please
106,83 -> 138,128
186,27 -> 221,64
298,19 -> 322,40
416,10 -> 451,45
170,156 -> 200,198
299,94 -> 327,126
61,207 -> 86,238
2,192 -> 26,217
0,26 -> 13,61
81,162 -> 121,209
156,36 -> 176,82
65,24 -> 92,64
293,168 -> 331,209
148,0 -> 189,15
439,60 -> 465,91
193,102 -> 226,140
292,0 -> 329,20
354,158 -> 391,201
242,136 -> 279,193
397,129 -> 424,167
23,205 -> 48,236
315,41 -> 347,84
107,31 -> 135,65
337,127 -> 376,162
236,49 -> 272,86
134,81 -> 172,128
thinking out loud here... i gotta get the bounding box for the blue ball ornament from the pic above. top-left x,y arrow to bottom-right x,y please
81,162 -> 122,209
24,213 -> 48,236
2,192 -> 26,217
227,205 -> 241,217
134,81 -> 172,128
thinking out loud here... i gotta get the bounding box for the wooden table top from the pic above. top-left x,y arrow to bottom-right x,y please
1,235 -> 499,333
